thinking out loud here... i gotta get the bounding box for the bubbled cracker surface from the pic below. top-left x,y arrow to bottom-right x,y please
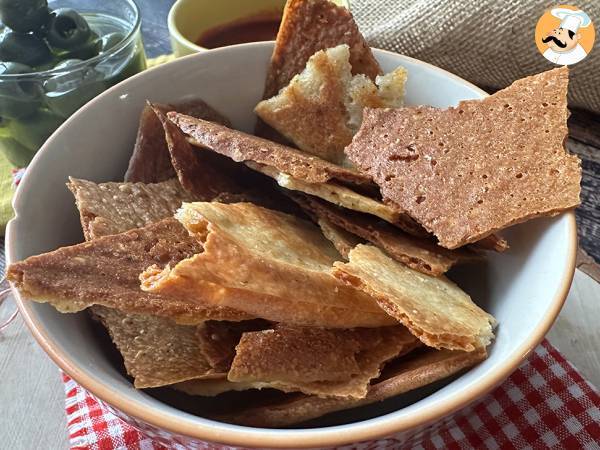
228,325 -> 418,399
292,193 -> 473,276
124,100 -> 231,183
169,113 -> 371,185
217,346 -> 484,427
333,244 -> 495,351
345,67 -> 581,249
68,177 -> 194,240
91,306 -> 220,388
7,218 -> 249,323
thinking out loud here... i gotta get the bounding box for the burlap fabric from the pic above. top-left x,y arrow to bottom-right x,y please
352,0 -> 599,112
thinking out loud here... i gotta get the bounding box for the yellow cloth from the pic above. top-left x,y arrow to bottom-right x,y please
0,54 -> 177,236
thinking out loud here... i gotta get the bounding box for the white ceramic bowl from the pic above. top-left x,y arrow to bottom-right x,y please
6,42 -> 577,448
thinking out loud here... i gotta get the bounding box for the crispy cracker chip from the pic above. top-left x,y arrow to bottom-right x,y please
345,67 -> 581,249
172,378 -> 254,397
125,100 -> 230,183
216,347 -> 486,427
91,306 -> 223,388
7,218 -> 251,324
152,105 -> 244,201
317,217 -> 363,259
333,245 -> 495,351
228,326 -> 419,399
69,177 -> 252,388
246,162 -> 423,233
473,234 -> 509,253
67,177 -> 194,240
168,112 -> 371,186
293,194 -> 475,276
141,202 -> 395,328
256,45 -> 406,165
263,0 -> 381,100
196,320 -> 270,372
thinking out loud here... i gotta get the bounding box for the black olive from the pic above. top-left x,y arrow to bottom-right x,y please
46,8 -> 91,50
0,31 -> 52,66
0,0 -> 50,33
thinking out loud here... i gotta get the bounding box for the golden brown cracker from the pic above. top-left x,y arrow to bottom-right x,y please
67,177 -> 194,240
217,347 -> 486,427
141,202 -> 395,328
263,0 -> 381,100
152,104 -> 245,201
345,67 -> 580,249
125,100 -> 231,183
168,112 -> 371,186
256,45 -> 406,165
196,320 -> 270,372
228,326 -> 419,399
246,162 -> 419,230
317,217 -> 363,259
293,194 -> 475,276
91,306 -> 223,388
333,245 -> 495,351
7,218 -> 251,324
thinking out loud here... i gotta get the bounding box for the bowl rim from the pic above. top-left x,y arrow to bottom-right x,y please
6,42 -> 578,448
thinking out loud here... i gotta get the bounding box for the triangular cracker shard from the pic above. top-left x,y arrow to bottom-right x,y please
333,244 -> 495,351
141,202 -> 395,328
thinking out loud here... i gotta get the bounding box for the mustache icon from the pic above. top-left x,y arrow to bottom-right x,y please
542,35 -> 567,48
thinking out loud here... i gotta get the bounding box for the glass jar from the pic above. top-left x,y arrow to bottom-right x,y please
0,0 -> 146,167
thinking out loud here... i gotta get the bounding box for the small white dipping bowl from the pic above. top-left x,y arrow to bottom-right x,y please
6,42 -> 577,448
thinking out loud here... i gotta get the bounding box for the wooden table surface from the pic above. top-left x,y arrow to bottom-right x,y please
1,1 -> 599,449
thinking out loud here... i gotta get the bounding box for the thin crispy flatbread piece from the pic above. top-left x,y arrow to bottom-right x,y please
257,45 -> 406,165
68,177 -> 194,240
246,162 -> 416,230
263,0 -> 381,100
141,202 -> 395,328
125,100 -> 231,183
69,177 -> 245,387
292,194 -> 475,276
91,306 -> 224,388
474,234 -> 509,252
168,113 -> 371,186
196,320 -> 270,372
172,378 -> 254,397
228,326 -> 420,399
317,218 -> 363,259
152,104 -> 248,201
216,347 -> 487,427
7,218 -> 250,324
333,245 -> 495,351
345,67 -> 581,249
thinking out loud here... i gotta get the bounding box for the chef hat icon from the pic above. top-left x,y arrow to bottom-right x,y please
551,8 -> 592,33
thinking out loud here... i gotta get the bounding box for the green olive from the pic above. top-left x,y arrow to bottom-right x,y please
0,61 -> 42,119
0,134 -> 36,166
0,0 -> 50,33
44,59 -> 105,117
0,31 -> 52,66
100,32 -> 124,53
46,8 -> 91,50
8,108 -> 63,151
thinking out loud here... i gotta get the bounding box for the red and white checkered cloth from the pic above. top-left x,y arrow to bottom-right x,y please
62,339 -> 600,450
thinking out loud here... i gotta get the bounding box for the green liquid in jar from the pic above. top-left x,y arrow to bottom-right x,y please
0,13 -> 146,166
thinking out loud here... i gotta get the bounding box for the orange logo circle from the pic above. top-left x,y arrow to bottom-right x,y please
535,5 -> 595,65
